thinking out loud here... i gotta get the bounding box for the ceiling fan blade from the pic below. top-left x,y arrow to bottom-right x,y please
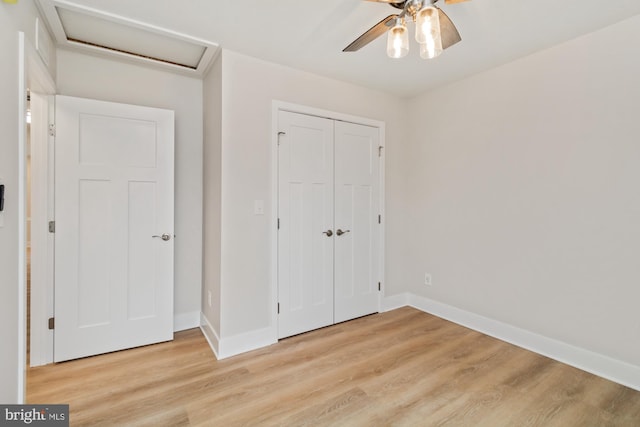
444,0 -> 471,4
438,8 -> 462,50
343,15 -> 397,52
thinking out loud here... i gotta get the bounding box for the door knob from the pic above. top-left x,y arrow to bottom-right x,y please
336,229 -> 351,236
322,230 -> 333,237
152,233 -> 171,241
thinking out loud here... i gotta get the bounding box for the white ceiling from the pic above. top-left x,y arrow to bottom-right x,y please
48,0 -> 640,98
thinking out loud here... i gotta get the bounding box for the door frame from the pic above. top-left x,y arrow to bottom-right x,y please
18,31 -> 56,400
270,101 -> 386,341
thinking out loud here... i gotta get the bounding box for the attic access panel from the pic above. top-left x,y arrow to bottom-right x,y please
37,0 -> 219,75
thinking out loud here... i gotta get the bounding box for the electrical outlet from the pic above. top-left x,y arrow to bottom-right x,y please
208,291 -> 212,307
254,199 -> 264,215
424,273 -> 432,286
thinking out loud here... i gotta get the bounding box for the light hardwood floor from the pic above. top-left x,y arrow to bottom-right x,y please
28,307 -> 640,426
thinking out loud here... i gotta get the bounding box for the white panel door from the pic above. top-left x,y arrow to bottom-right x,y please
334,121 -> 380,323
278,111 -> 381,338
278,111 -> 334,339
54,95 -> 174,362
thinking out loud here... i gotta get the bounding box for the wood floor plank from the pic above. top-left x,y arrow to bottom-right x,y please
27,307 -> 640,426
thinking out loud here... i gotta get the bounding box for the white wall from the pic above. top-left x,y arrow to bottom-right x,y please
202,50 -> 408,343
56,49 -> 204,326
0,0 -> 56,404
202,55 -> 222,337
404,15 -> 640,367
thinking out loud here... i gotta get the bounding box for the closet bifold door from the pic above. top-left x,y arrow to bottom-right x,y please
277,111 -> 335,339
333,121 -> 380,323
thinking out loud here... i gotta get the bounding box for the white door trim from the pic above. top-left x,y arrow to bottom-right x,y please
17,32 -> 27,406
16,32 -> 56,403
270,100 -> 386,342
18,31 -> 56,401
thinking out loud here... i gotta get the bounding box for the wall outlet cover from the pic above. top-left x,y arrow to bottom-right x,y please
424,273 -> 432,286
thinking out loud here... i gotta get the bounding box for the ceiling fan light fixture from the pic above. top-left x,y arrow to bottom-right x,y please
420,41 -> 442,59
386,19 -> 409,59
344,0 -> 463,59
415,5 -> 443,58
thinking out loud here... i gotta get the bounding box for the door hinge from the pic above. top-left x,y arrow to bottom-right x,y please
277,303 -> 280,314
277,131 -> 285,145
48,124 -> 56,137
48,317 -> 55,330
378,146 -> 383,157
378,282 -> 381,292
48,221 -> 55,233
277,218 -> 280,230
378,214 -> 381,224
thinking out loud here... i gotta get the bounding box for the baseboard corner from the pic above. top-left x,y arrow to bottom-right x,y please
199,312 -> 220,359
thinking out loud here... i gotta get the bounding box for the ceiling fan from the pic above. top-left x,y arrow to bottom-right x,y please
344,0 -> 469,59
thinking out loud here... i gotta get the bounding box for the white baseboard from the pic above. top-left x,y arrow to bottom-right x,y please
199,312 -> 220,358
198,313 -> 276,360
200,294 -> 640,391
390,293 -> 640,392
217,326 -> 277,360
381,292 -> 410,312
174,311 -> 200,332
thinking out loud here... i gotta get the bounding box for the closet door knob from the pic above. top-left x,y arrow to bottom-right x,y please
336,229 -> 350,236
322,230 -> 333,237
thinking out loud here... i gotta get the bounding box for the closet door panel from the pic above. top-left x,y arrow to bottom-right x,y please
278,111 -> 335,339
334,121 -> 380,323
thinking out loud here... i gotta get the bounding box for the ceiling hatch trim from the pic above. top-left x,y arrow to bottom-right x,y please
36,0 -> 219,76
